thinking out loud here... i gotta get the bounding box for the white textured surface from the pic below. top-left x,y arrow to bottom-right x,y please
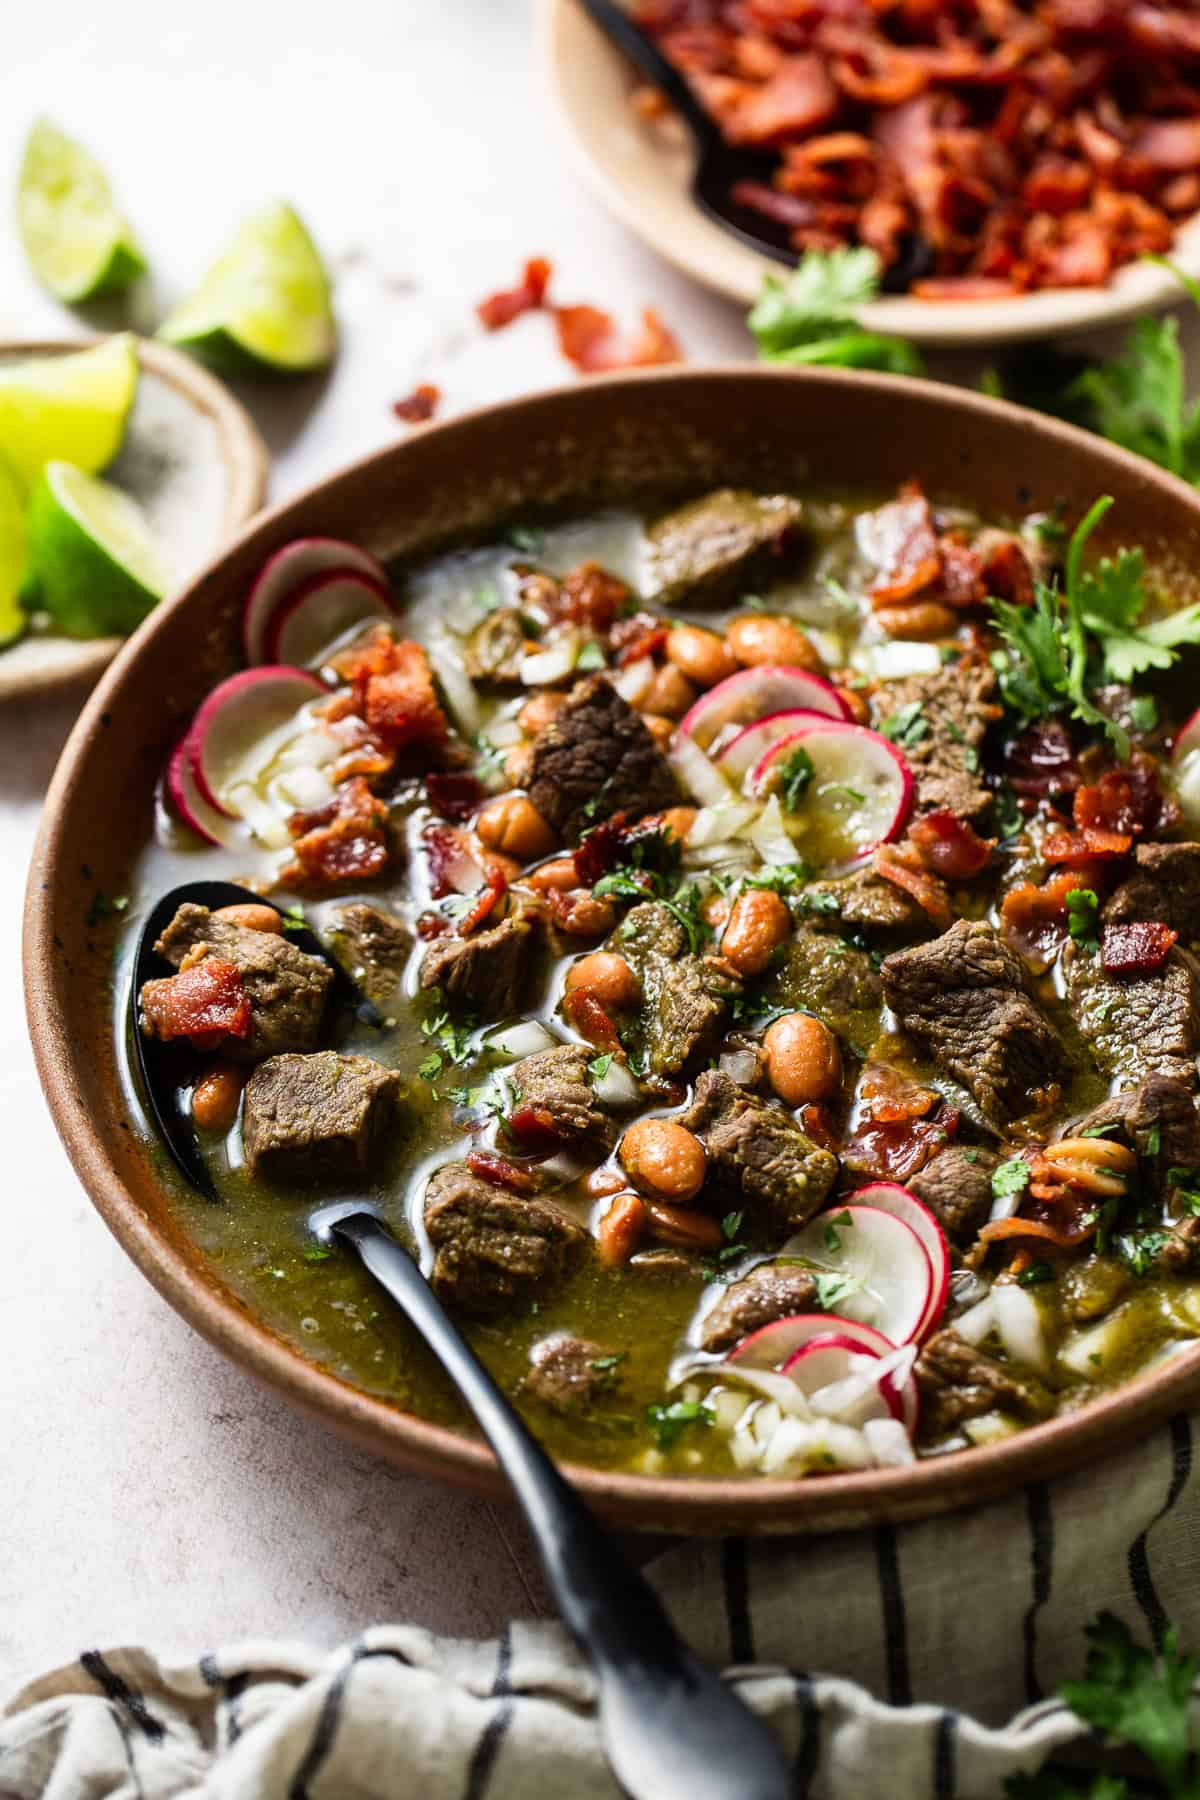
2,0 -> 1198,1705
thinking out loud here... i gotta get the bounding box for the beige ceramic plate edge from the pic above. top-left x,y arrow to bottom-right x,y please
0,336 -> 268,702
541,0 -> 1200,345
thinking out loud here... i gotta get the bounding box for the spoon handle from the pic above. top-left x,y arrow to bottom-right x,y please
331,1208 -> 789,1800
573,0 -> 717,144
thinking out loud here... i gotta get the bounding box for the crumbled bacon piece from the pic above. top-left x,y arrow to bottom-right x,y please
552,562 -> 631,634
458,867 -> 508,935
727,52 -> 838,145
508,1104 -> 575,1147
979,534 -> 1035,606
140,957 -> 252,1049
573,813 -> 631,887
426,772 -> 487,823
1004,719 -> 1077,797
329,629 -> 448,755
476,257 -> 553,330
1101,920 -> 1179,975
1073,751 -> 1179,837
1001,868 -> 1088,963
554,304 -> 684,373
284,776 -> 392,887
937,538 -> 986,608
857,482 -> 941,607
466,1149 -> 538,1193
562,985 -> 623,1051
1041,824 -> 1131,865
617,624 -> 669,667
909,810 -> 993,880
875,844 -> 953,928
392,383 -> 441,423
422,824 -> 481,900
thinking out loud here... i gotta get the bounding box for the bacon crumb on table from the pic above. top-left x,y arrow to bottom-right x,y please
475,259 -> 684,373
392,383 -> 441,423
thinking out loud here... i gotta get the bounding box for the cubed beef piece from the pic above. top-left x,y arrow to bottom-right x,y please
881,921 -> 1067,1125
419,910 -> 536,1019
149,902 -> 331,1062
645,488 -> 805,606
330,902 -> 410,1006
907,1145 -> 999,1244
766,925 -> 882,1056
1105,842 -> 1200,941
423,1162 -> 587,1316
698,1263 -> 820,1353
463,607 -> 528,685
617,901 -> 741,1076
511,1044 -> 613,1144
628,1248 -> 704,1281
242,1051 -> 400,1181
1063,941 -> 1199,1090
681,1069 -> 838,1237
1153,1215 -> 1200,1273
915,1328 -> 1051,1438
805,866 -> 929,940
1071,1074 -> 1200,1208
872,662 -> 1000,826
526,675 -> 678,842
522,1335 -> 619,1411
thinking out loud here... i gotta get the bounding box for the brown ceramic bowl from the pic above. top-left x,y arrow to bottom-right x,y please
24,367 -> 1200,1533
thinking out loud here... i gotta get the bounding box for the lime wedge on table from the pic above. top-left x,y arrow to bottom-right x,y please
159,202 -> 336,373
17,118 -> 146,301
27,461 -> 166,639
0,334 -> 138,488
0,459 -> 30,647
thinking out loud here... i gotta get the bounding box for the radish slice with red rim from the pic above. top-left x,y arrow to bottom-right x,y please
165,736 -> 231,847
780,1205 -> 933,1346
748,721 -> 913,874
849,1182 -> 951,1342
1172,705 -> 1200,831
779,1332 -> 919,1434
266,570 -> 397,668
715,707 -> 845,784
243,537 -> 389,664
678,664 -> 851,753
726,1309 -> 895,1369
187,666 -> 327,820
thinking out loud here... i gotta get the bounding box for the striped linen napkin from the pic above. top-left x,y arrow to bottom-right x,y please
1,1413 -> 1194,1798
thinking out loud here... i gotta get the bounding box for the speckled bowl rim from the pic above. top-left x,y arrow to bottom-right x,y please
24,364 -> 1200,1534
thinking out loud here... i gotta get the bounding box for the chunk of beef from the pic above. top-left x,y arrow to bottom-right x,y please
645,488 -> 805,606
805,866 -> 928,939
419,910 -> 535,1019
766,924 -> 882,1055
907,1144 -> 999,1244
617,902 -> 740,1076
1063,941 -> 1199,1090
463,607 -> 528,685
149,902 -> 331,1062
628,1248 -> 704,1281
423,1162 -> 586,1316
681,1069 -> 838,1237
872,662 -> 1000,826
698,1262 -> 820,1353
241,1051 -> 400,1181
525,674 -> 678,842
1105,842 -> 1200,942
522,1336 -> 618,1411
511,1044 -> 613,1144
882,921 -> 1067,1124
329,902 -> 410,1006
915,1328 -> 1051,1437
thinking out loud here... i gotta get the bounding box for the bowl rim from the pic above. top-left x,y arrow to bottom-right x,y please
25,362 -> 1200,1532
538,0 -> 1200,347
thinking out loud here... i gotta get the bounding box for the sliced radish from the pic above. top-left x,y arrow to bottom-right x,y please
1173,704 -> 1200,764
678,665 -> 851,752
165,735 -> 228,847
243,537 -> 389,663
1172,707 -> 1200,831
727,1309 -> 896,1370
849,1182 -> 951,1343
265,570 -> 396,667
779,1334 -> 897,1424
187,666 -> 326,818
749,721 -> 913,874
781,1206 -> 933,1347
716,708 -> 845,783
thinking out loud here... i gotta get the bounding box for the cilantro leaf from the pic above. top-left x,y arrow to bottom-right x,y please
588,1054 -> 614,1081
880,700 -> 930,748
992,1158 -> 1031,1202
1067,886 -> 1100,954
647,1399 -> 714,1451
1070,314 -> 1189,478
778,744 -> 815,811
1060,1612 -> 1197,1794
747,248 -> 923,374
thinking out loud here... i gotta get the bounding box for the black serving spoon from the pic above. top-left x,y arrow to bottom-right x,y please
131,882 -> 791,1800
574,0 -> 800,265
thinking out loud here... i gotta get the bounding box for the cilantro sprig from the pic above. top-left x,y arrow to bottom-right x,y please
647,1399 -> 714,1452
748,248 -> 923,375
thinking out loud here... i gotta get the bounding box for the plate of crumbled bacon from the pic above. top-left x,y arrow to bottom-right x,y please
542,0 -> 1200,343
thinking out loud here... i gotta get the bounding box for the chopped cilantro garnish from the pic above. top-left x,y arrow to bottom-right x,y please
823,1208 -> 852,1253
748,248 -> 924,374
647,1399 -> 714,1451
279,903 -> 308,936
1017,1262 -> 1055,1288
1146,1124 -> 1162,1156
588,1054 -> 614,1081
777,744 -> 815,811
817,782 -> 866,805
992,1158 -> 1031,1202
1067,886 -> 1100,954
417,1051 -> 444,1081
721,1210 -> 744,1242
1119,1229 -> 1171,1277
1130,693 -> 1159,734
303,1245 -> 332,1263
812,1271 -> 860,1311
1168,1168 -> 1200,1214
575,638 -> 607,672
507,524 -> 544,555
880,700 -> 930,750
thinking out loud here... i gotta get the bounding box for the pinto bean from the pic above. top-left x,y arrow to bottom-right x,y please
527,856 -> 579,892
597,1192 -> 647,1267
835,685 -> 871,725
720,888 -> 791,977
212,903 -> 282,934
640,664 -> 697,719
666,624 -> 738,689
564,950 -> 641,1010
763,1011 -> 842,1105
876,601 -> 958,640
619,1118 -> 707,1203
518,690 -> 566,736
727,614 -> 823,672
475,792 -> 556,860
191,1064 -> 244,1132
641,712 -> 676,748
642,1199 -> 723,1251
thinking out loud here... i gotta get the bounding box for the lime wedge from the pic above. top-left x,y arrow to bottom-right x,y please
17,118 -> 146,302
158,201 -> 336,373
27,460 -> 166,638
0,458 -> 30,647
0,334 -> 138,489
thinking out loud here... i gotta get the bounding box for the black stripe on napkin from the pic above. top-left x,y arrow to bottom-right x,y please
463,1624 -> 514,1800
873,1525 -> 911,1706
722,1538 -> 755,1665
288,1638 -> 417,1798
1128,1414 -> 1193,1650
791,1672 -> 821,1796
1021,1483 -> 1054,1704
199,1654 -> 249,1746
105,1702 -> 147,1800
933,1710 -> 958,1799
80,1650 -> 165,1743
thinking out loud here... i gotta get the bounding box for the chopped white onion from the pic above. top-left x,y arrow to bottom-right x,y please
953,1294 -> 997,1347
486,715 -> 523,749
719,1049 -> 759,1087
272,766 -> 334,812
749,794 -> 796,866
992,1282 -> 1048,1375
669,733 -> 731,806
520,636 -> 578,686
592,1059 -> 641,1109
1176,749 -> 1200,833
759,1416 -> 818,1475
852,641 -> 942,679
963,1411 -> 1020,1448
685,798 -> 760,849
683,842 -> 754,875
486,1021 -> 557,1060
717,1362 -> 814,1419
429,641 -> 481,734
613,655 -> 656,706
864,1417 -> 916,1467
537,1148 -> 591,1184
444,845 -> 486,896
226,782 -> 292,850
949,1268 -> 990,1313
989,1186 -> 1024,1224
276,728 -> 339,769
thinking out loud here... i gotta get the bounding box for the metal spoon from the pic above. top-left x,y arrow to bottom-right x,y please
573,0 -> 799,265
131,881 -> 791,1800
